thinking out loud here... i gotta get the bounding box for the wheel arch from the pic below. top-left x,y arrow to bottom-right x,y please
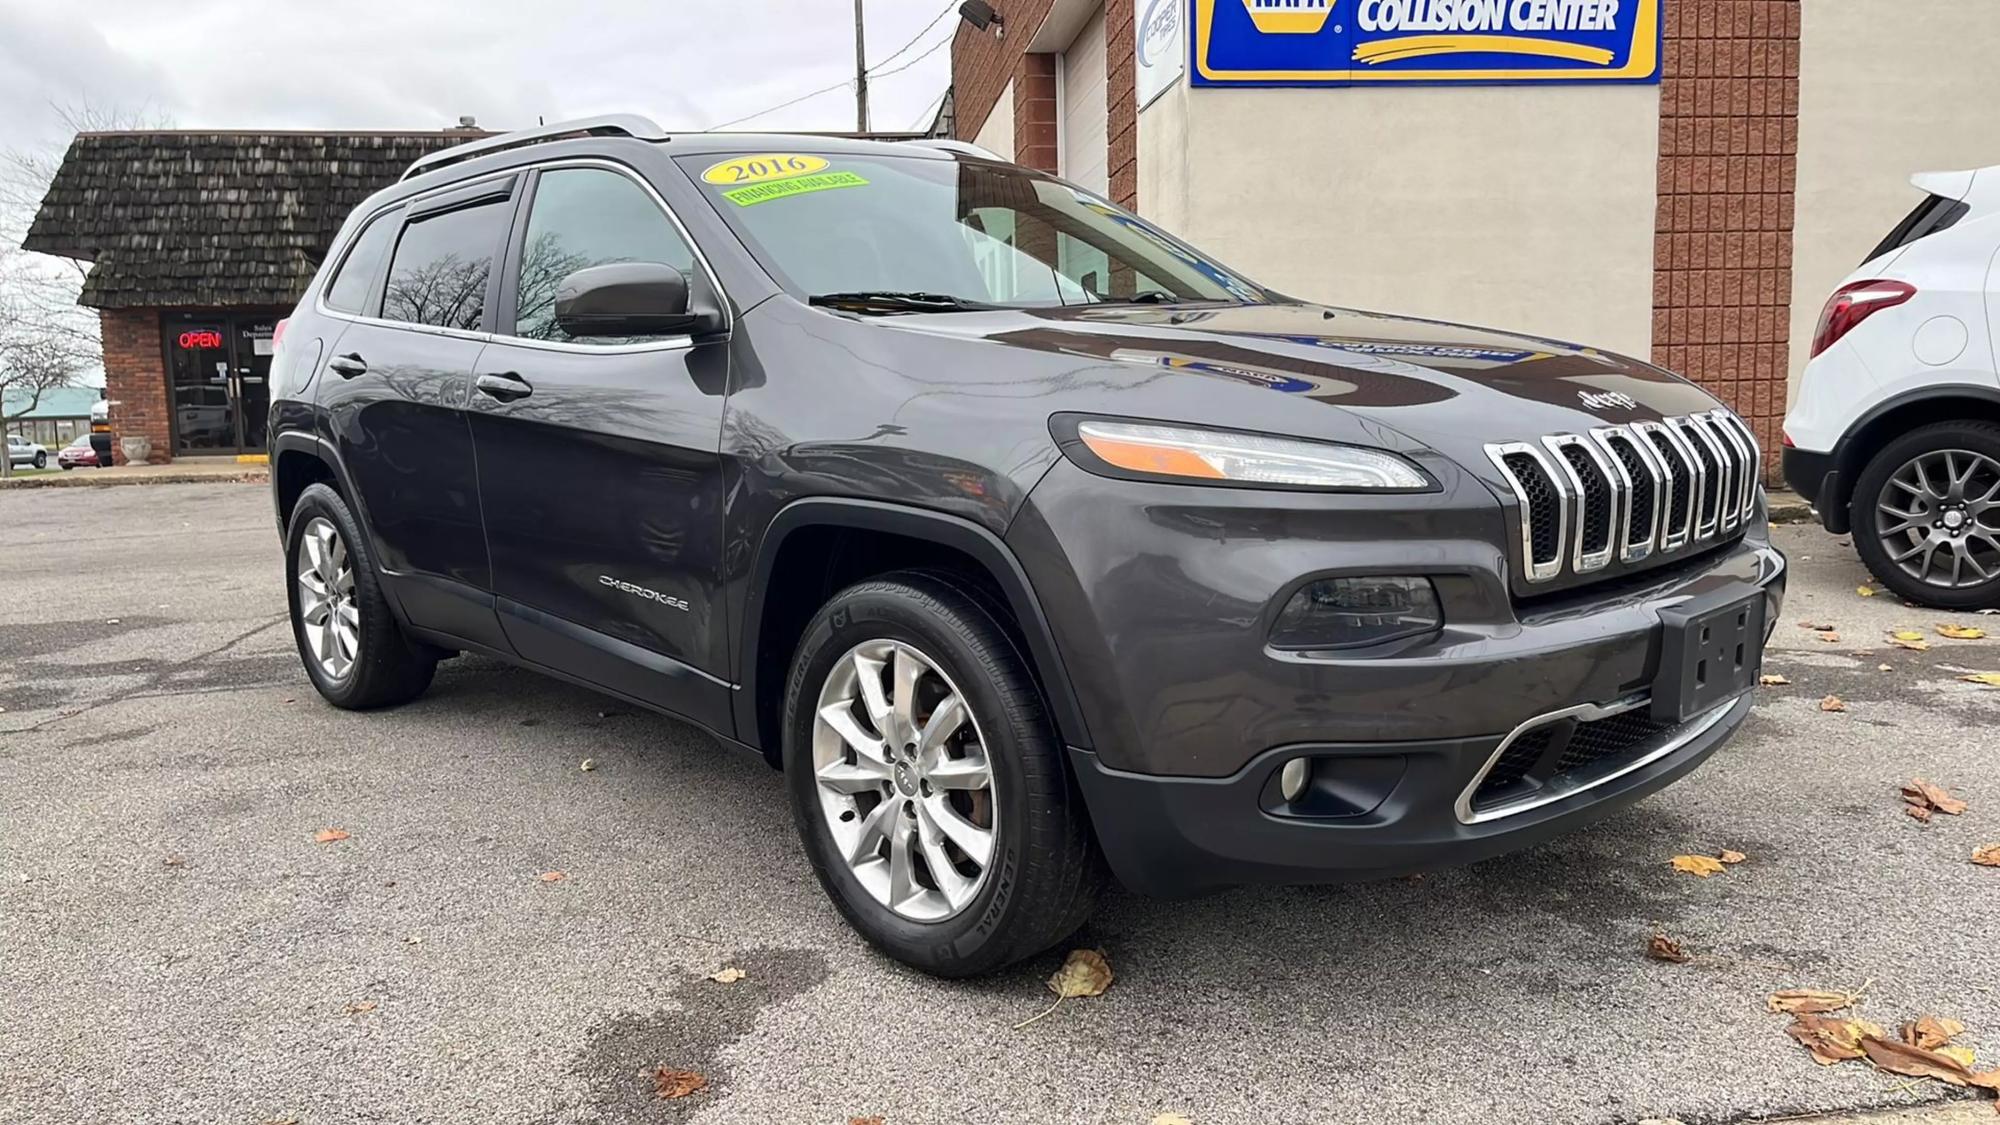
1826,386 -> 2000,533
272,431 -> 361,534
735,498 -> 1092,767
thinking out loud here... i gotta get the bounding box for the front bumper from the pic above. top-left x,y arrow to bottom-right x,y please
1071,691 -> 1753,897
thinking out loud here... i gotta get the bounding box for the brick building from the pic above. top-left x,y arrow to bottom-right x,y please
23,131 -> 477,463
952,0 -> 2000,476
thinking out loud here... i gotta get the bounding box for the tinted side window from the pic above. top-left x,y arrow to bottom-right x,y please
381,200 -> 510,331
513,168 -> 698,343
322,210 -> 398,314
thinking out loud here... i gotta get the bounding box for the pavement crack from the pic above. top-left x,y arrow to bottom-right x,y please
12,614 -> 290,734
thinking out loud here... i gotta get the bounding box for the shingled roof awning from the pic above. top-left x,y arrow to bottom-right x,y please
22,130 -> 483,310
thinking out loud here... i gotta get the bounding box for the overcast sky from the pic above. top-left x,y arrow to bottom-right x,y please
0,0 -> 956,161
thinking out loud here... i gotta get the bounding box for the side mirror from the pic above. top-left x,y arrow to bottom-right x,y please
554,262 -> 719,338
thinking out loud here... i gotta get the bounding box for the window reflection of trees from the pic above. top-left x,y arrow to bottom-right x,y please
512,232 -> 594,341
382,253 -> 489,331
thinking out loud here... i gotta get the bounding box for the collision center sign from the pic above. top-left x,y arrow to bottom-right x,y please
1192,0 -> 1661,87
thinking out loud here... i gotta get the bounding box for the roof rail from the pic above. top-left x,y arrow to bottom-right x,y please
401,114 -> 668,181
901,138 -> 1004,161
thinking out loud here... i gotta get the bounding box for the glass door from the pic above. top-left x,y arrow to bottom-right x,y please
233,318 -> 276,453
166,319 -> 235,454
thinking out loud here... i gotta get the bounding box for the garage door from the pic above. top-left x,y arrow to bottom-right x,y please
1060,5 -> 1109,196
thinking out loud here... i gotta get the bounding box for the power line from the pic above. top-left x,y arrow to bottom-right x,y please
711,1 -> 958,131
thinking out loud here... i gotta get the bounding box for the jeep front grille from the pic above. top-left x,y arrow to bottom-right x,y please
1485,410 -> 1761,586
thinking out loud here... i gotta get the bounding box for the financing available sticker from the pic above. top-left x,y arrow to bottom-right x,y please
1192,0 -> 1662,86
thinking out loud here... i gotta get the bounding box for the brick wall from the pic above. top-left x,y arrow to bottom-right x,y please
952,0 -> 1056,149
1014,55 -> 1061,173
1653,0 -> 1801,475
1107,0 -> 1137,208
100,308 -> 169,464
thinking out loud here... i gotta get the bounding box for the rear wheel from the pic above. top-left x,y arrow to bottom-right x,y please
285,483 -> 437,708
782,572 -> 1102,977
1851,421 -> 2000,609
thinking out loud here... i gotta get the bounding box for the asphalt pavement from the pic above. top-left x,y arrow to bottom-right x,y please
4,484 -> 2000,1125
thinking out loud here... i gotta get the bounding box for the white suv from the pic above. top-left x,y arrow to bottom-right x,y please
6,434 -> 49,470
1784,166 -> 2000,608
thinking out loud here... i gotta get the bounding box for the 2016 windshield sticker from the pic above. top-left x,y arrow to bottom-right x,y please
702,153 -> 831,186
722,171 -> 869,207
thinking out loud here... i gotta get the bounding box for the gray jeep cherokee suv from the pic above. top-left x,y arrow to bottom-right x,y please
268,116 -> 1786,976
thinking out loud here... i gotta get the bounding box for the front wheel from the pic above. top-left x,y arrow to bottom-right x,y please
284,483 -> 437,708
782,573 -> 1103,977
1851,421 -> 2000,609
31,452 -> 45,469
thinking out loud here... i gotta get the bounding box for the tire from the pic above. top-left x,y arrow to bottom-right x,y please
284,483 -> 437,708
1850,420 -> 2000,609
782,572 -> 1103,977
60,463 -> 72,471
32,452 -> 46,469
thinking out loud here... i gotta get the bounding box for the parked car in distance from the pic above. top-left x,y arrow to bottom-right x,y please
6,434 -> 48,469
57,433 -> 102,469
1784,166 -> 2000,608
269,117 -> 1786,976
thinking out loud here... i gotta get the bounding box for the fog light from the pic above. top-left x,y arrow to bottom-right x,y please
1279,758 -> 1313,803
1269,576 -> 1442,650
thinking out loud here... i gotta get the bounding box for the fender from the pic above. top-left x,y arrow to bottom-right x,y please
270,430 -> 369,533
733,497 -> 1093,754
1821,384 -> 2000,533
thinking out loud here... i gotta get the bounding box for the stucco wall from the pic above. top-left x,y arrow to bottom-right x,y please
1143,85 -> 1661,357
1789,0 -> 2000,398
975,78 -> 1015,159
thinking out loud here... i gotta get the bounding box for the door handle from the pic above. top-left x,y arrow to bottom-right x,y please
475,371 -> 533,402
328,353 -> 367,379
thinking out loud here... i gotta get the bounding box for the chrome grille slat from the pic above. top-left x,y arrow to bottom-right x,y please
1487,410 -> 1762,587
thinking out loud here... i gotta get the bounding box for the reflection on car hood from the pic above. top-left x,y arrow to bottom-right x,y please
888,301 -> 1727,454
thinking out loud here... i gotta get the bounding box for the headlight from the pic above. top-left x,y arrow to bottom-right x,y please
1269,576 -> 1443,650
1065,419 -> 1432,490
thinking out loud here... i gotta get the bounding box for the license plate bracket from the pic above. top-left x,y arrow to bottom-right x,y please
1653,585 -> 1765,723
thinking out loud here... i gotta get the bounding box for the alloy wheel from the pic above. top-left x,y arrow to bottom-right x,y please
811,639 -> 998,922
296,516 -> 360,680
1876,448 -> 2000,589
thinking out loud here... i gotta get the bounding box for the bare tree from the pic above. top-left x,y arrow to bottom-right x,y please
0,100 -> 172,475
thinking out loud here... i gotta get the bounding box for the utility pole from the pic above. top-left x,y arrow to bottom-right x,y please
853,0 -> 871,133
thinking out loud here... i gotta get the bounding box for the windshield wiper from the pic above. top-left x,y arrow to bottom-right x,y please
808,291 -> 991,314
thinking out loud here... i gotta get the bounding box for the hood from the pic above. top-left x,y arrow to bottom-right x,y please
883,300 -> 1728,468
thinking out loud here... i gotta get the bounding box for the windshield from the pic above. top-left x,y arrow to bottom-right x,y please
679,150 -> 1268,308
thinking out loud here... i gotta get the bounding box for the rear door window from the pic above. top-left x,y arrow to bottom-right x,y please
382,200 -> 512,331
322,210 -> 398,314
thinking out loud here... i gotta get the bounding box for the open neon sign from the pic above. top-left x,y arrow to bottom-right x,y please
178,329 -> 224,349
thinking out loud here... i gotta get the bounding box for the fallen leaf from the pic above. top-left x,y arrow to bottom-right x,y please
314,829 -> 349,844
1718,849 -> 1748,864
162,855 -> 186,868
1646,934 -> 1691,963
1820,695 -> 1848,712
1768,989 -> 1856,1014
345,1000 -> 377,1015
1861,1034 -> 1978,1085
1858,586 -> 1877,597
1891,630 -> 1933,651
1014,949 -> 1114,1029
653,1067 -> 707,1100
1800,621 -> 1839,632
1786,1013 -> 1884,1065
1963,673 -> 2000,688
580,758 -> 597,772
1903,1016 -> 1967,1051
1759,674 -> 1791,686
1909,806 -> 1934,825
1973,845 -> 2000,867
848,1118 -> 886,1125
709,967 -> 747,984
1941,1046 -> 1980,1070
1672,854 -> 1727,878
1819,632 -> 1842,644
538,871 -> 567,883
1938,624 -> 1988,640
1904,779 -> 1969,817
